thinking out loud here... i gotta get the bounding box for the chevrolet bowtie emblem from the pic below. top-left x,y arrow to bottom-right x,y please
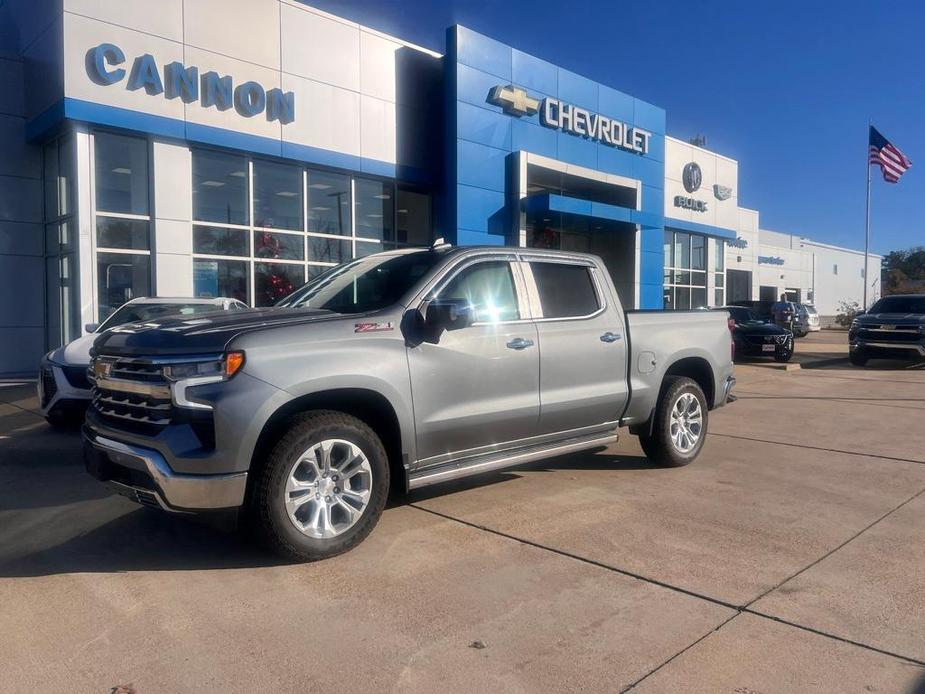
487,85 -> 540,117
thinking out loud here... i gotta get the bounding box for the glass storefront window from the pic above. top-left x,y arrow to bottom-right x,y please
253,160 -> 302,230
97,252 -> 151,320
194,258 -> 249,303
95,133 -> 149,215
691,234 -> 705,270
193,225 -> 249,257
354,177 -> 394,241
673,232 -> 690,269
664,230 -> 714,310
255,230 -> 304,261
396,188 -> 432,246
355,240 -> 384,258
714,240 -> 725,272
255,262 -> 304,307
308,235 -> 351,264
97,217 -> 149,250
692,287 -> 707,309
193,150 -> 248,225
307,171 -> 351,235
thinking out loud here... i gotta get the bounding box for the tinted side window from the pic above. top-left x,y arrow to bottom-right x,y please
439,261 -> 520,323
531,262 -> 600,319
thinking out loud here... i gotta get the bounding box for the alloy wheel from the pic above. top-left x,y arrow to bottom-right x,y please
669,392 -> 703,454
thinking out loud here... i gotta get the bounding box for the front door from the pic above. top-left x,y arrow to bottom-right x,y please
524,259 -> 629,435
406,257 -> 540,467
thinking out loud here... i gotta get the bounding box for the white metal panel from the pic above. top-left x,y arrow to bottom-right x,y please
64,0 -> 183,42
182,46 -> 282,142
153,218 -> 192,256
280,3 -> 360,92
360,94 -> 396,164
281,73 -> 360,157
183,0 -> 280,70
154,252 -> 193,296
63,13 -> 185,121
360,30 -> 399,103
152,140 -> 192,222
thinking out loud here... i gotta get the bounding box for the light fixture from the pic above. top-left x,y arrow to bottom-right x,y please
276,191 -> 298,197
367,214 -> 383,219
373,194 -> 391,200
202,180 -> 225,187
311,206 -> 331,211
229,171 -> 246,178
111,167 -> 131,175
397,209 -> 408,214
309,183 -> 332,190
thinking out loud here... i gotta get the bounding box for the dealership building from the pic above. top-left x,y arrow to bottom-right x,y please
0,0 -> 880,375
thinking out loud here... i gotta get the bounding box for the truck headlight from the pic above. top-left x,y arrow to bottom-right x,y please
163,351 -> 245,382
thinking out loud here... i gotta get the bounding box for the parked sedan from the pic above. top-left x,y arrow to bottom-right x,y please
39,296 -> 248,426
717,306 -> 794,363
801,304 -> 821,332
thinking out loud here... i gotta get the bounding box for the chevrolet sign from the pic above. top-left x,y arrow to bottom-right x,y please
488,85 -> 651,155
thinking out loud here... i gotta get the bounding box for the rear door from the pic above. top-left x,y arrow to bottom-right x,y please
406,256 -> 540,466
523,258 -> 629,436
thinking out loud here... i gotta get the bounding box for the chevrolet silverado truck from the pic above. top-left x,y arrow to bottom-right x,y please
849,294 -> 925,366
84,244 -> 735,561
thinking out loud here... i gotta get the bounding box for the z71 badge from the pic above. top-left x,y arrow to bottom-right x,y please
354,322 -> 394,333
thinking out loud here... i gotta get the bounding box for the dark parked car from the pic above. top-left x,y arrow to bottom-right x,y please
717,306 -> 794,363
848,294 -> 925,366
730,299 -> 808,337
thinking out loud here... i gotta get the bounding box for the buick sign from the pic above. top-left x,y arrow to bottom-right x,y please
682,162 -> 702,193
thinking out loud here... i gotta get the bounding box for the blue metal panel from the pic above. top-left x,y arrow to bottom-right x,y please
362,157 -> 398,178
639,282 -> 664,309
596,146 -> 638,179
557,68 -> 598,111
456,100 -> 512,150
511,49 -> 557,95
556,132 -> 597,169
633,155 -> 663,185
62,98 -> 185,139
641,184 -> 663,214
457,228 -> 506,246
187,122 -> 281,157
665,219 -> 736,240
456,184 -> 506,234
454,25 -> 512,82
511,120 -> 557,158
631,210 -> 663,228
457,140 -> 507,193
597,85 -> 634,124
634,98 -> 666,135
456,63 -> 507,111
645,131 -> 665,163
640,225 -> 666,254
639,247 -> 665,285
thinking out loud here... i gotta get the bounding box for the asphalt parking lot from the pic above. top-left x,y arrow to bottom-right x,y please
2,338 -> 924,692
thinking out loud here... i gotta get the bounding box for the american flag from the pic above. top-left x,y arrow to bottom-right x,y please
869,126 -> 912,183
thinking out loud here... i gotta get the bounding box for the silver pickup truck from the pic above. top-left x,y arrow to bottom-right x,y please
83,244 -> 735,560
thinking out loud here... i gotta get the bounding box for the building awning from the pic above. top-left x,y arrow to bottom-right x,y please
664,217 -> 736,240
524,194 -> 663,230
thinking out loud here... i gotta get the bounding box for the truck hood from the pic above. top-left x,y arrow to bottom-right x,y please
734,321 -> 790,336
92,307 -> 341,357
856,313 -> 925,326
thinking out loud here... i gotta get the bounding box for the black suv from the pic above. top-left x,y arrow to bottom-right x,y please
716,306 -> 794,363
848,294 -> 925,366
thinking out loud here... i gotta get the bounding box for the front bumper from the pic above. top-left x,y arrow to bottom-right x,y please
851,340 -> 925,358
83,426 -> 248,512
716,375 -> 736,407
38,360 -> 91,417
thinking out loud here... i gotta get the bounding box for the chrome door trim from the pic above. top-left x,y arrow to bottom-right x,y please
518,259 -> 608,322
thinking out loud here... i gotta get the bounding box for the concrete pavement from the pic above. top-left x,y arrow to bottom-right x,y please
1,358 -> 924,692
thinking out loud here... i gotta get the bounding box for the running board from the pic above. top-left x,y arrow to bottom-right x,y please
407,431 -> 618,490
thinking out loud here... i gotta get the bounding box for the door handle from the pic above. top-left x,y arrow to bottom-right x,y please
506,337 -> 535,350
600,332 -> 622,343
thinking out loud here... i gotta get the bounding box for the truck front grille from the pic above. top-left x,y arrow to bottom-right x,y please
90,357 -> 174,433
744,334 -> 789,346
858,326 -> 921,343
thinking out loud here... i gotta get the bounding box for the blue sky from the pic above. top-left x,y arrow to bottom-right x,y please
307,0 -> 923,255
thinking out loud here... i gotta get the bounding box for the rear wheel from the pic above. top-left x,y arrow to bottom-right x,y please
251,410 -> 390,561
849,350 -> 868,367
639,376 -> 708,468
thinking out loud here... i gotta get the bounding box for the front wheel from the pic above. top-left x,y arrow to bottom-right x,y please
774,336 -> 794,362
251,410 -> 390,561
639,376 -> 708,468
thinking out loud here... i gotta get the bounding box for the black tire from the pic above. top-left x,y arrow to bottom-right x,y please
849,350 -> 868,367
638,376 -> 708,468
45,409 -> 84,429
774,336 -> 794,363
251,410 -> 390,562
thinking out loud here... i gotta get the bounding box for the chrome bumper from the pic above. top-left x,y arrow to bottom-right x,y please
84,429 -> 247,511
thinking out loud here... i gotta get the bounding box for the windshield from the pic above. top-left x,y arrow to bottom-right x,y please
868,295 -> 925,314
277,251 -> 445,313
98,303 -> 226,331
804,305 -> 817,315
728,307 -> 759,324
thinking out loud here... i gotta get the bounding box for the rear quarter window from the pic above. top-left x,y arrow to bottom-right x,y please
530,262 -> 600,319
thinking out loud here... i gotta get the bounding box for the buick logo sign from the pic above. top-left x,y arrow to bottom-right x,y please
682,162 -> 702,193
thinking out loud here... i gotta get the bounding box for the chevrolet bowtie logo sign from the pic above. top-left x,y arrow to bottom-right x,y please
488,85 -> 540,116
486,84 -> 652,155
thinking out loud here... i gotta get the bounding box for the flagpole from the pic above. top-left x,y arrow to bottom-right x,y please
863,121 -> 872,310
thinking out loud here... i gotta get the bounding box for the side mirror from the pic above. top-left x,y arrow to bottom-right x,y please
85,322 -> 99,333
425,298 -> 474,333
